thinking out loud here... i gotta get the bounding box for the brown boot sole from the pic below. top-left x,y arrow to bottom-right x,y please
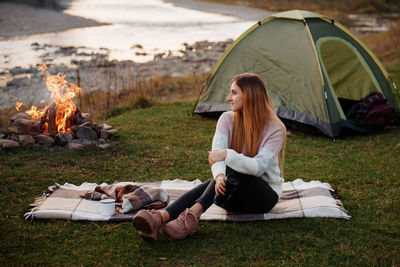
132,215 -> 152,234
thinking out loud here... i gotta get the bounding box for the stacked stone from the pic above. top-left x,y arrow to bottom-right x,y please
0,113 -> 117,150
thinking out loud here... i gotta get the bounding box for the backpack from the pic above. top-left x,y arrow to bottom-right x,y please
346,92 -> 397,127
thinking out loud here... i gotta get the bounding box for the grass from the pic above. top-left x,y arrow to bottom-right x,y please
1,101 -> 399,266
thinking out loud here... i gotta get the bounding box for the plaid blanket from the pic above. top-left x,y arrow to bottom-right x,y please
24,182 -> 168,221
24,179 -> 350,221
80,182 -> 169,213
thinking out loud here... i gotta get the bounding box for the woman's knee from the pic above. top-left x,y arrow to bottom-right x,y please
241,198 -> 277,213
236,183 -> 279,213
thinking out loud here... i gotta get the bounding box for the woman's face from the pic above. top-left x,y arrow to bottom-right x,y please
227,82 -> 244,112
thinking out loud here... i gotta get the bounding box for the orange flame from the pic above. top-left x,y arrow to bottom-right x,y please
25,105 -> 45,120
15,64 -> 82,134
15,101 -> 23,111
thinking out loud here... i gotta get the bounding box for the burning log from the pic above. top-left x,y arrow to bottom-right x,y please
67,108 -> 83,130
40,103 -> 57,135
39,103 -> 83,136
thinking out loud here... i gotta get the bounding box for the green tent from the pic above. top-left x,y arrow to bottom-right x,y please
194,10 -> 400,137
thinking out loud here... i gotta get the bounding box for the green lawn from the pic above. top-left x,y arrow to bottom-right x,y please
1,101 -> 399,266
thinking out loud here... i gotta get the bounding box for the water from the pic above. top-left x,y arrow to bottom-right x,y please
335,13 -> 398,36
0,0 -> 265,71
63,0 -> 256,59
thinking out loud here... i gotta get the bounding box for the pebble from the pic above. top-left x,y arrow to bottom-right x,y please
105,129 -> 118,134
102,123 -> 112,130
98,143 -> 110,149
67,142 -> 84,150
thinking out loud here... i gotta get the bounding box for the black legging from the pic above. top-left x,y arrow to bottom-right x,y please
165,167 -> 279,220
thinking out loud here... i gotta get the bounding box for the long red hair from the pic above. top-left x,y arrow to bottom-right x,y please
230,73 -> 286,172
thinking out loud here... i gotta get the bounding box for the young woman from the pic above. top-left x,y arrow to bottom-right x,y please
132,73 -> 286,242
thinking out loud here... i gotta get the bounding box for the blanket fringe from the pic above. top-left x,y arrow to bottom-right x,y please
24,183 -> 60,220
330,188 -> 341,199
24,196 -> 45,220
29,196 -> 46,208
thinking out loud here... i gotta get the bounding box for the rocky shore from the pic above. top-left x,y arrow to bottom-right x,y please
0,40 -> 232,110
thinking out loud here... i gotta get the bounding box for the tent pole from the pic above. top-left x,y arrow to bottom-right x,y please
389,76 -> 400,103
191,74 -> 212,115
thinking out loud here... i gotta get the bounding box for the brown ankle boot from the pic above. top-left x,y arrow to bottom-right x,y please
164,208 -> 199,239
132,209 -> 163,242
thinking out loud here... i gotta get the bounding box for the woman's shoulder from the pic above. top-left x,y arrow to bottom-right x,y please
218,111 -> 234,122
264,118 -> 286,137
269,118 -> 286,130
221,111 -> 234,118
216,111 -> 234,133
259,118 -> 286,154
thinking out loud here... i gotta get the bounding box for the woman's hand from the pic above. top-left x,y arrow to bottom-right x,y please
215,174 -> 226,196
208,149 -> 227,166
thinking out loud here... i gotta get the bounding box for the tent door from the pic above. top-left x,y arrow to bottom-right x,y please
316,37 -> 383,119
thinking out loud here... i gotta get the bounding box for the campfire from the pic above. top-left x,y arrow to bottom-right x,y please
0,64 -> 117,149
16,64 -> 83,135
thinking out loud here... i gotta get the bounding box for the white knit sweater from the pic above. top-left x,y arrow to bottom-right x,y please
211,111 -> 286,196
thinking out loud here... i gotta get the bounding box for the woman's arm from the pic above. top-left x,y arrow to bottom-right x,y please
210,133 -> 228,179
224,125 -> 284,177
224,148 -> 275,177
208,149 -> 227,165
209,112 -> 232,179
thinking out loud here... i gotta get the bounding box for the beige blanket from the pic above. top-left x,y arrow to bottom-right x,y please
24,179 -> 350,221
